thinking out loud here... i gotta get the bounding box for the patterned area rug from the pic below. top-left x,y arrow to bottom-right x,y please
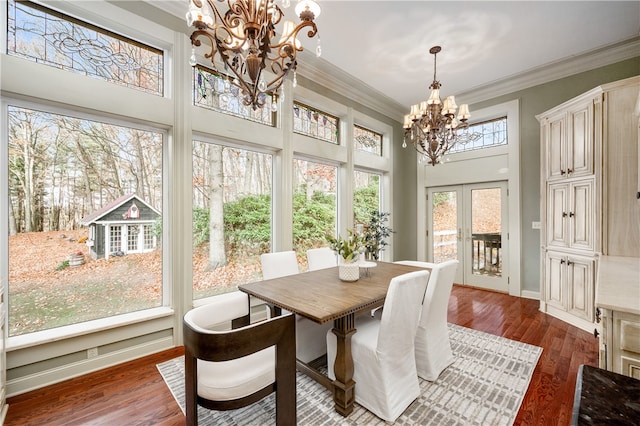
157,324 -> 542,425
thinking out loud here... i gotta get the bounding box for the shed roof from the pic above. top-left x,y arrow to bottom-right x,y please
80,193 -> 160,225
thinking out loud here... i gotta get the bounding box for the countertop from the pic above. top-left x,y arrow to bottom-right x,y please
595,256 -> 640,315
572,364 -> 640,425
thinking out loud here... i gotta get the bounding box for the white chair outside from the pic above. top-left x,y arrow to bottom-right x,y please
260,250 -> 332,363
395,259 -> 459,381
326,270 -> 430,422
306,247 -> 337,271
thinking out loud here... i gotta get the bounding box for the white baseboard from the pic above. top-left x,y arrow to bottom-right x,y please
520,290 -> 540,300
6,337 -> 174,398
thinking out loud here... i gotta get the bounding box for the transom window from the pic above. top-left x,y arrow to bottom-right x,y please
293,102 -> 339,144
7,0 -> 164,95
450,117 -> 508,153
354,125 -> 383,156
194,66 -> 276,126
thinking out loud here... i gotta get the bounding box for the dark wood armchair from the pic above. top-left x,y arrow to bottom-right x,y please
183,291 -> 296,425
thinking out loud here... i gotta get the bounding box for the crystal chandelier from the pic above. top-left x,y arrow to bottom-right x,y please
186,0 -> 321,110
403,46 -> 480,165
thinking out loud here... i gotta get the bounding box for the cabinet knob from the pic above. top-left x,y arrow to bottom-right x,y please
567,260 -> 573,266
593,328 -> 599,338
560,259 -> 566,264
562,212 -> 568,218
569,212 -> 575,218
560,169 -> 566,175
595,307 -> 601,323
567,168 -> 573,174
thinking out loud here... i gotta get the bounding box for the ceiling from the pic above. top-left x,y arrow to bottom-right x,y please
151,1 -> 639,114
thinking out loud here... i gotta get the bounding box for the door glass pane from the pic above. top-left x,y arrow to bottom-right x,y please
471,188 -> 502,277
432,191 -> 458,263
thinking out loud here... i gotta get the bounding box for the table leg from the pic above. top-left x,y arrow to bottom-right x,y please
332,314 -> 356,416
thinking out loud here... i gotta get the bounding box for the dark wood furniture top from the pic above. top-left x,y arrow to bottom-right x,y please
239,261 -> 427,324
571,364 -> 640,425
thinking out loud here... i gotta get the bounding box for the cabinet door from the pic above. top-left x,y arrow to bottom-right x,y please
569,179 -> 594,251
545,251 -> 566,310
567,101 -> 594,178
546,113 -> 566,180
567,256 -> 594,321
547,183 -> 569,248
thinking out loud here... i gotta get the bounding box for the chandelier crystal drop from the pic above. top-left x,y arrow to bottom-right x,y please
403,46 -> 480,166
186,0 -> 321,110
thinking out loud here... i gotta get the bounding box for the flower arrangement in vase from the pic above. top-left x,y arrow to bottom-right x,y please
327,230 -> 364,281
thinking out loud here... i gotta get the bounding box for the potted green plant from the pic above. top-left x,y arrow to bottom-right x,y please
328,230 -> 363,281
363,211 -> 393,261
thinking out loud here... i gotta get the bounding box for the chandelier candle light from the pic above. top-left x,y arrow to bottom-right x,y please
186,0 -> 321,110
403,46 -> 480,165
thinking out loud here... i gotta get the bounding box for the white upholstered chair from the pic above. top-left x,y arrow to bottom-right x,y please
260,250 -> 299,280
260,250 -> 332,363
183,291 -> 296,425
326,270 -> 430,422
395,259 -> 459,381
306,247 -> 337,271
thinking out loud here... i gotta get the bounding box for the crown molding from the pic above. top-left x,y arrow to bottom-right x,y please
457,37 -> 640,106
300,37 -> 640,122
296,50 -> 407,122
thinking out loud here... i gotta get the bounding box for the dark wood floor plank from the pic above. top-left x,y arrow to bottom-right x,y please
5,286 -> 598,425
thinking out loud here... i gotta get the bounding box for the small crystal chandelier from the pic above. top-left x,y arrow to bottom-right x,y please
403,46 -> 480,165
186,0 -> 321,110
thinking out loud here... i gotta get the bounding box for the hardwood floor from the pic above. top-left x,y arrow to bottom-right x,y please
5,285 -> 598,425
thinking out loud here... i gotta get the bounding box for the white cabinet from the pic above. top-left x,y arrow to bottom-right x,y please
539,76 -> 640,333
544,95 -> 596,181
596,256 -> 640,379
546,179 -> 594,252
544,251 -> 594,323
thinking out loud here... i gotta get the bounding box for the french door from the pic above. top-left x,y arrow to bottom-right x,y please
427,181 -> 509,292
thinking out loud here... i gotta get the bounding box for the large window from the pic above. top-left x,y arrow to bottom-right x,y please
7,105 -> 163,336
192,141 -> 272,299
293,102 -> 339,144
7,0 -> 164,95
292,159 -> 337,266
353,170 -> 381,225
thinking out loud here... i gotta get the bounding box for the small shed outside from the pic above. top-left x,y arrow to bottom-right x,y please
80,193 -> 161,260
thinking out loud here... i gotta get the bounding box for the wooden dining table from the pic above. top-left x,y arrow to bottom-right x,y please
238,261 -> 428,417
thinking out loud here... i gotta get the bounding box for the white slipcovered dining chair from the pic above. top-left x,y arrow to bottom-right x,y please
326,270 -> 430,422
183,291 -> 296,425
306,247 -> 337,271
395,259 -> 459,381
260,250 -> 332,363
260,250 -> 299,280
